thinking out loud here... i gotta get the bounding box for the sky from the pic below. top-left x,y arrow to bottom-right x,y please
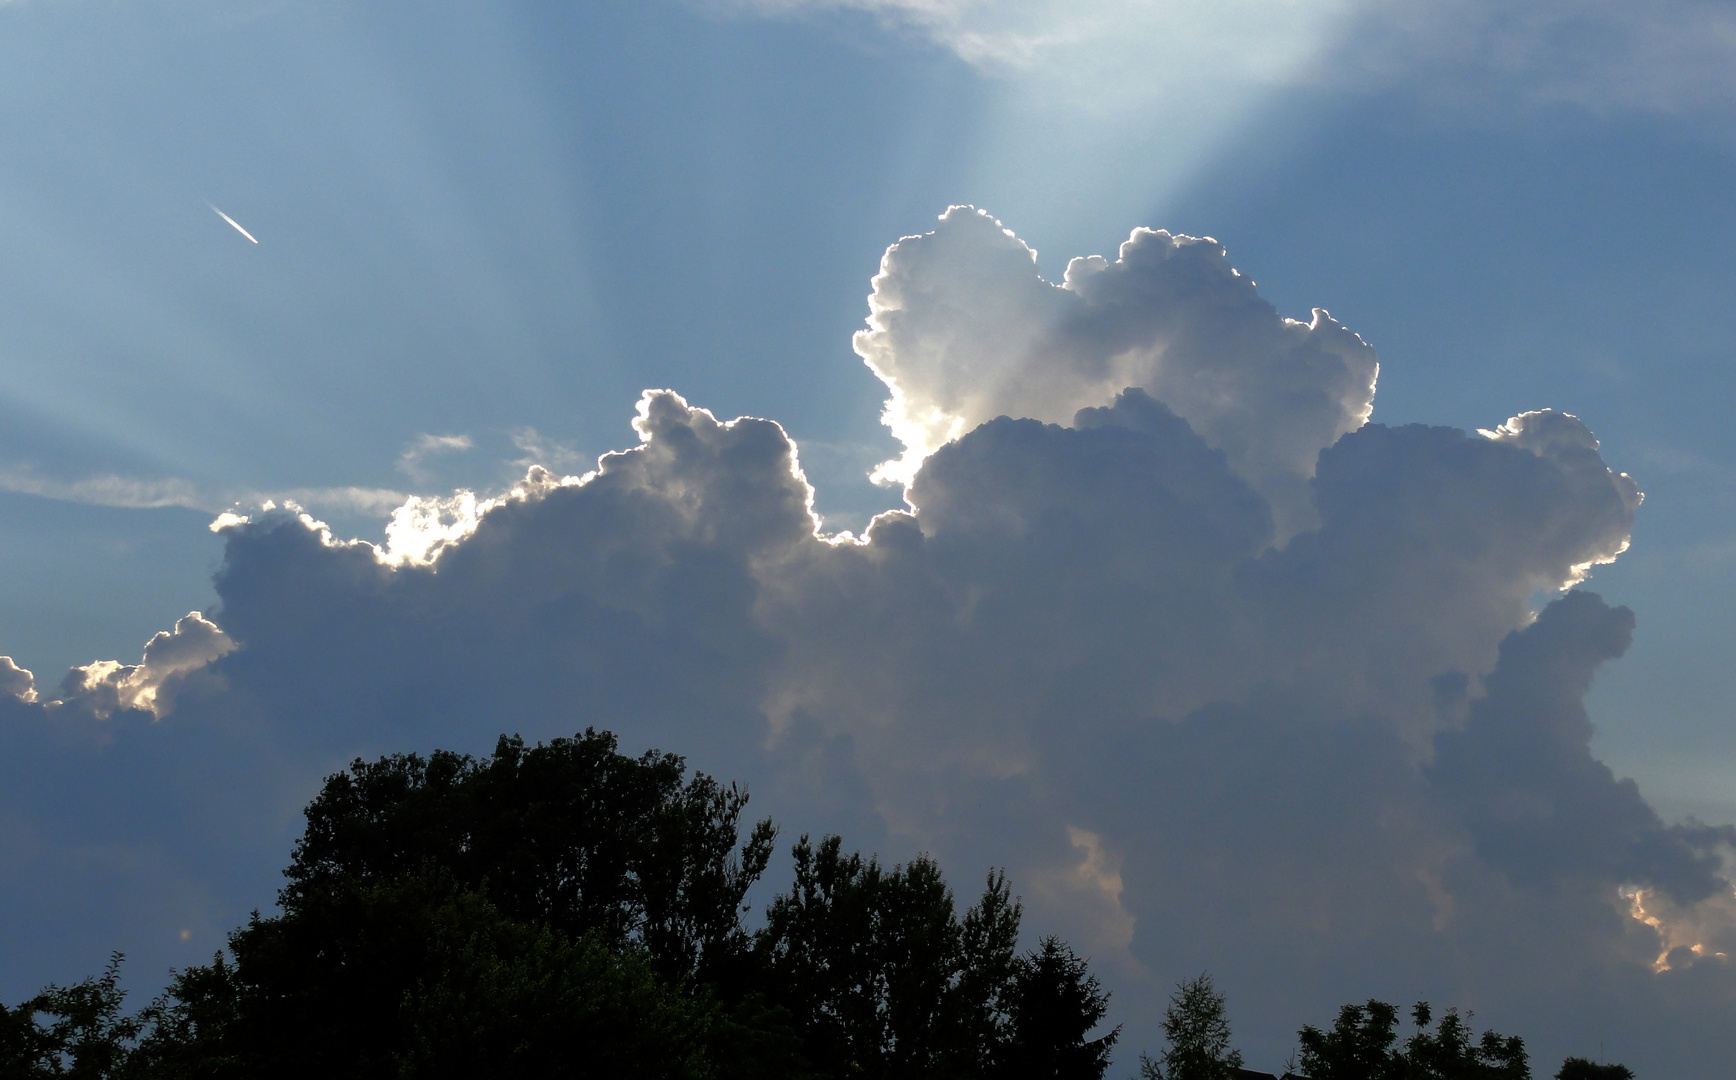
4,0 -> 1736,1074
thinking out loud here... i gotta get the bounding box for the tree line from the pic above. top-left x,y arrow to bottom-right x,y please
0,728 -> 1640,1079
1,729 -> 1113,1079
1140,972 -> 1634,1080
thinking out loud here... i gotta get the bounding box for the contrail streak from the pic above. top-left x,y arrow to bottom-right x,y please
208,204 -> 259,244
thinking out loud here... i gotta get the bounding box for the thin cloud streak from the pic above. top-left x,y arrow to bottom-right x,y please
207,203 -> 258,244
0,466 -> 409,519
0,468 -> 209,511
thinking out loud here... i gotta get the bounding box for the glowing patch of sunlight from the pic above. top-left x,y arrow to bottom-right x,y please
379,466 -> 587,567
1564,541 -> 1631,588
866,397 -> 969,490
1621,884 -> 1736,973
1030,826 -> 1140,971
209,390 -> 851,568
382,491 -> 486,566
53,612 -> 235,720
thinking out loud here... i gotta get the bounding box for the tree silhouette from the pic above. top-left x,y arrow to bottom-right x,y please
1297,999 -> 1530,1080
1554,1058 -> 1633,1080
0,728 -> 1119,1080
1296,1000 -> 1404,1080
0,954 -> 139,1078
757,834 -> 1117,1080
285,729 -> 777,986
997,937 -> 1119,1080
1138,973 -> 1242,1080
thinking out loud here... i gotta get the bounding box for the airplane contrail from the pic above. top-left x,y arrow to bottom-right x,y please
208,204 -> 259,244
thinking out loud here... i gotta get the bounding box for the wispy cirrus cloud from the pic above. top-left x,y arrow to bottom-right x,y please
507,427 -> 592,476
718,0 -> 1736,118
0,465 -> 410,520
395,433 -> 474,484
712,0 -> 1355,100
0,468 -> 212,511
1338,0 -> 1736,117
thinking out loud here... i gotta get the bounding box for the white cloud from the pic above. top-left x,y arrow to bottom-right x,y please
375,466 -> 584,567
0,657 -> 35,703
0,465 -> 411,522
396,432 -> 474,484
0,210 -> 1729,1072
857,206 -> 1377,537
1339,0 -> 1736,117
267,486 -> 417,516
714,0 -> 1353,83
0,467 -> 211,511
723,0 -> 1736,118
508,427 -> 592,475
45,612 -> 234,720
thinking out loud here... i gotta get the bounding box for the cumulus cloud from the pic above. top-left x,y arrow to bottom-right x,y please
1430,592 -> 1732,905
34,612 -> 236,721
0,656 -> 35,702
0,211 -> 1728,1074
859,206 -> 1376,536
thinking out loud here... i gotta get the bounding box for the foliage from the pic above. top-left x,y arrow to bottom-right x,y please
198,870 -> 723,1078
1296,1000 -> 1405,1080
125,954 -> 243,1080
0,954 -> 139,1079
1137,973 -> 1243,1080
285,728 -> 777,986
996,937 -> 1118,1080
757,834 -> 1118,1080
1297,999 -> 1529,1080
0,728 -> 1120,1080
1553,1060 -> 1632,1080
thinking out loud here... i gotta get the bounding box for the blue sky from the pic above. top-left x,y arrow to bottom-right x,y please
8,0 -> 1733,816
6,1 -> 1736,1072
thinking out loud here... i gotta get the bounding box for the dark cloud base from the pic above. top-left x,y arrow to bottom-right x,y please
2,385 -> 1728,1073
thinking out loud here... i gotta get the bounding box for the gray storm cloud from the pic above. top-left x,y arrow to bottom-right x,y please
0,211 -> 1730,1075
